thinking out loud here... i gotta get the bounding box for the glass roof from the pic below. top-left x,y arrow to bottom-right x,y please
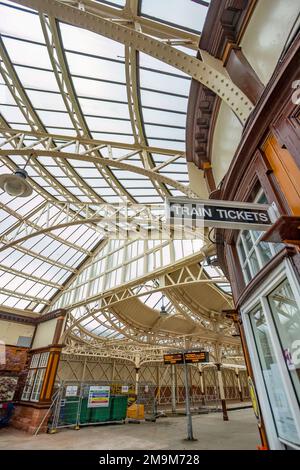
0,0 -> 213,317
140,0 -> 210,34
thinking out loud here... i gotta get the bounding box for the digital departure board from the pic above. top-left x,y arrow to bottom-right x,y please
184,351 -> 209,363
163,351 -> 209,364
163,353 -> 183,365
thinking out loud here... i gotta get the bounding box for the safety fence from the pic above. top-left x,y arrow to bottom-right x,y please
152,365 -> 250,414
54,361 -> 250,424
49,380 -> 156,432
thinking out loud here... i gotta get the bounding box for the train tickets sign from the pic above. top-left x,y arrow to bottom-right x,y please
166,197 -> 276,232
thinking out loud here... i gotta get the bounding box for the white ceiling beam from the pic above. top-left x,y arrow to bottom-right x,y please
10,0 -> 254,124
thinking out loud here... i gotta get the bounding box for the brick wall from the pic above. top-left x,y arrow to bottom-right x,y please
0,345 -> 29,401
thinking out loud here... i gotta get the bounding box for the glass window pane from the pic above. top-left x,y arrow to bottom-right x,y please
30,368 -> 46,402
243,231 -> 253,252
141,0 -> 208,33
249,251 -> 260,276
258,241 -> 273,264
21,369 -> 36,401
238,239 -> 246,263
268,279 -> 300,405
250,305 -> 300,445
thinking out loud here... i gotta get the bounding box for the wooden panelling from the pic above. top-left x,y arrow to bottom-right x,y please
226,47 -> 264,104
263,135 -> 300,215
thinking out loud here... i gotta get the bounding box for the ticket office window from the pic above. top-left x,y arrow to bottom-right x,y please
237,188 -> 283,283
242,260 -> 300,449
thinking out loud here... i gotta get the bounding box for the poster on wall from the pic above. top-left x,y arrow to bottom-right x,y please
0,376 -> 18,401
65,385 -> 78,397
88,385 -> 110,408
121,385 -> 129,393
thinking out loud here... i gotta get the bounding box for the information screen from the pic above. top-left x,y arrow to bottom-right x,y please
163,353 -> 183,365
184,351 -> 209,363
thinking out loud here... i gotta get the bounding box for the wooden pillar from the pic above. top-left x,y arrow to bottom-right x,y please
216,363 -> 228,421
52,315 -> 65,345
39,345 -> 63,404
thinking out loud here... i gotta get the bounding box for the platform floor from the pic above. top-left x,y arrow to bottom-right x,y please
0,408 -> 259,450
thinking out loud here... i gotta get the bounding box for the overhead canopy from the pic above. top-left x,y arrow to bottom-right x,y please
0,0 -> 237,356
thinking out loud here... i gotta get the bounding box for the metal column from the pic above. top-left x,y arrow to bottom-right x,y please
216,363 -> 228,421
171,364 -> 177,413
183,357 -> 196,440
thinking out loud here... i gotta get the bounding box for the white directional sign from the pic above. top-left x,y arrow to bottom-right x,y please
166,197 -> 277,232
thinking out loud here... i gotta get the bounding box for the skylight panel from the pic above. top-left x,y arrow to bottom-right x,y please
140,89 -> 188,112
140,69 -> 191,96
94,0 -> 125,7
84,116 -> 132,134
143,108 -> 186,127
0,84 -> 15,105
147,139 -> 185,151
26,89 -> 67,111
0,104 -> 29,125
79,97 -> 130,119
0,2 -> 44,42
65,51 -> 126,83
3,123 -> 31,130
21,258 -> 60,278
5,193 -> 43,216
0,247 -> 23,266
141,0 -> 208,33
13,298 -> 31,310
2,37 -> 51,69
14,66 -> 59,93
139,52 -> 190,77
45,128 -> 77,137
90,132 -> 133,144
36,110 -> 73,129
72,76 -> 127,102
144,124 -> 185,140
59,22 -> 125,59
2,295 -> 30,309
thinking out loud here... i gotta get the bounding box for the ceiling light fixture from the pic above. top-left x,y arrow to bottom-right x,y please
159,294 -> 168,316
206,255 -> 219,267
0,154 -> 33,198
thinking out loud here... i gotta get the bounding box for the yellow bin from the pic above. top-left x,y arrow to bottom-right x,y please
127,404 -> 145,420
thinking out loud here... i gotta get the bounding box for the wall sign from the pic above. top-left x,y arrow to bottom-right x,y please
88,385 -> 110,408
166,197 -> 276,232
65,385 -> 78,397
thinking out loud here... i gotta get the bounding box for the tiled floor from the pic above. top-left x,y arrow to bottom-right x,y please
0,408 -> 259,450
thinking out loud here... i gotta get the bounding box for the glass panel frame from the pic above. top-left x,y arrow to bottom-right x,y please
241,259 -> 300,448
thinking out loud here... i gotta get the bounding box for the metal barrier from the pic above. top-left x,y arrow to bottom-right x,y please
49,380 -> 155,432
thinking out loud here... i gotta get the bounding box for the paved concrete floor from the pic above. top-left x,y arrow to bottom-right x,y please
0,409 -> 259,450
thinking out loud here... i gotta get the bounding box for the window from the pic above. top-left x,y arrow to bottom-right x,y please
249,305 -> 300,445
268,280 -> 300,405
242,259 -> 300,448
21,352 -> 49,402
237,188 -> 282,282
